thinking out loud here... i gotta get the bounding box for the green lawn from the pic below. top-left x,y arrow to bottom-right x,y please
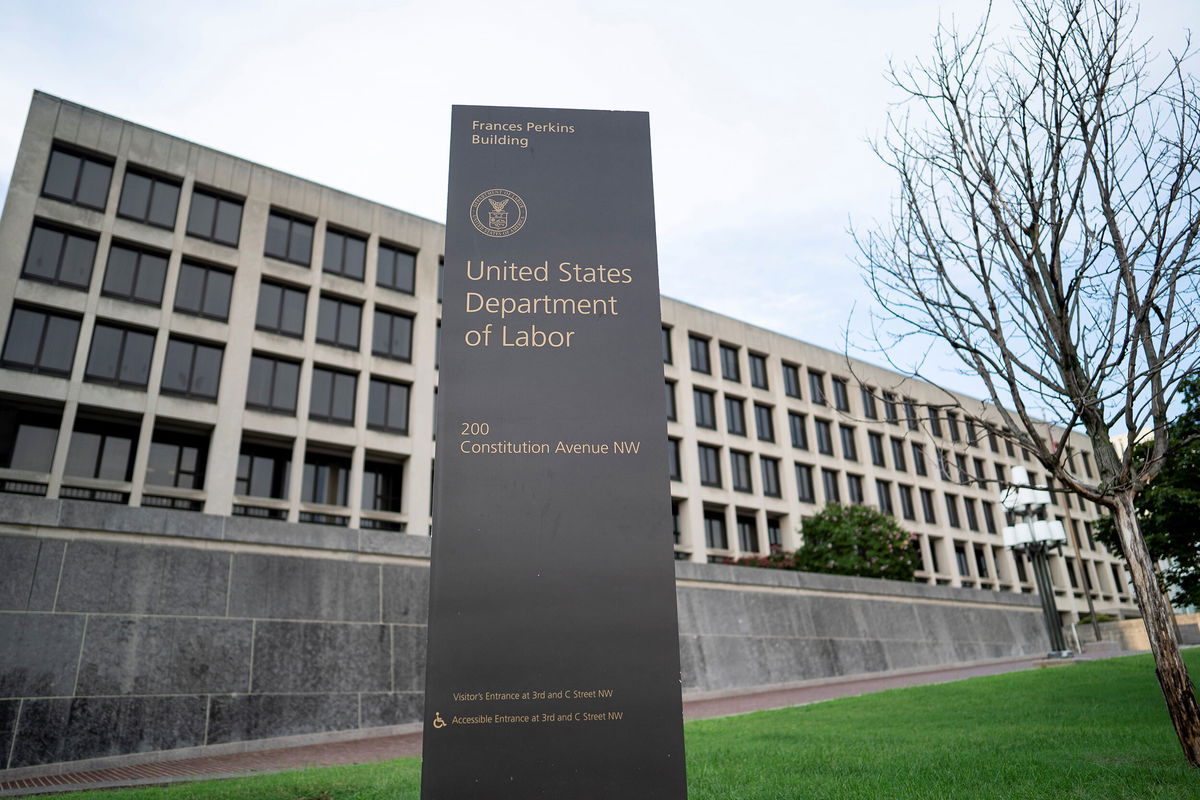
48,651 -> 1200,800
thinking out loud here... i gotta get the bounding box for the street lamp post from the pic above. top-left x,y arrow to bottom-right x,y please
1001,466 -> 1073,659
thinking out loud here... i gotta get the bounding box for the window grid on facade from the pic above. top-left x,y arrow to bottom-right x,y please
668,437 -> 681,481
302,450 -> 351,506
661,326 -> 672,364
665,381 -> 677,421
847,474 -> 864,505
821,468 -> 840,503
316,295 -> 361,350
737,515 -> 759,552
174,261 -> 233,321
789,412 -> 808,449
876,479 -> 893,515
236,440 -> 291,499
754,404 -> 774,442
898,484 -> 916,520
84,322 -> 155,388
322,228 -> 366,281
869,432 -> 885,467
367,377 -> 410,434
832,378 -> 850,411
725,396 -> 746,436
160,337 -> 223,400
698,444 -> 721,487
246,354 -> 300,414
145,428 -> 208,490
264,209 -> 314,266
694,389 -> 716,429
731,450 -> 753,492
309,367 -> 356,425
688,334 -> 710,374
808,370 -> 826,405
839,425 -> 857,461
256,281 -> 307,338
704,509 -> 727,549
861,387 -> 878,419
748,353 -> 768,389
2,306 -> 81,377
362,459 -> 404,512
719,343 -> 740,381
101,243 -> 168,306
782,362 -> 801,398
761,456 -> 781,497
815,418 -> 833,455
795,463 -> 815,503
65,417 -> 138,482
372,308 -> 413,362
377,242 -> 416,293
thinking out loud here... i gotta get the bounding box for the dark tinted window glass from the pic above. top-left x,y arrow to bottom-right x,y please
246,355 -> 299,414
236,441 -> 291,499
372,309 -> 413,361
368,377 -> 409,433
42,146 -> 112,210
377,243 -> 416,293
255,281 -> 307,337
749,353 -> 768,389
174,262 -> 233,321
2,307 -> 81,376
302,451 -> 351,506
720,344 -> 740,381
0,406 -> 61,472
82,323 -> 153,387
264,210 -> 313,265
689,335 -> 710,373
309,367 -> 356,424
161,338 -> 223,399
362,460 -> 404,512
146,428 -> 208,489
317,296 -> 361,349
323,228 -> 366,280
795,463 -> 815,502
117,169 -> 180,228
65,417 -> 138,481
101,244 -> 168,305
22,223 -> 97,289
186,188 -> 243,246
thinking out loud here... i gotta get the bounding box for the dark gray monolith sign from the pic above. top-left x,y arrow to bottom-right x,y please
420,106 -> 687,798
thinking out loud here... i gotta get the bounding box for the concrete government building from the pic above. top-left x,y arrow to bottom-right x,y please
0,92 -> 1136,624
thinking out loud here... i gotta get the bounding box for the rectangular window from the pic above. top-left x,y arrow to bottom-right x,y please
161,337 -> 223,400
246,354 -> 300,414
912,442 -> 928,476
377,242 -> 417,293
964,498 -> 979,531
117,168 -> 180,229
185,187 -> 242,246
316,295 -> 362,350
973,457 -> 987,483
898,484 -> 916,520
761,456 -> 781,497
719,343 -> 740,381
928,407 -> 943,437
236,440 -> 291,499
955,544 -> 970,576
982,501 -> 997,534
815,418 -> 833,455
955,453 -> 969,485
0,404 -> 61,473
748,353 -> 768,389
694,389 -> 717,429
22,222 -> 97,289
725,396 -> 746,435
372,308 -> 414,361
668,437 -> 681,481
808,370 -> 826,405
665,381 -> 677,421
322,227 -> 366,280
730,450 -> 753,492
698,444 -> 722,487
861,387 -> 878,419
832,377 -> 850,411
904,399 -> 919,430
1081,451 -> 1094,478
920,488 -> 937,523
847,474 -> 864,505
789,411 -> 808,449
737,515 -> 759,552
926,538 -> 942,573
688,334 -> 710,373
256,281 -> 307,337
302,450 -> 351,506
672,502 -> 681,545
42,144 -> 112,210
821,468 -> 841,503
146,428 -> 208,490
839,425 -> 858,461
876,479 -> 893,515
795,463 -> 816,503
947,412 -> 961,442
661,326 -> 672,364
65,416 -> 138,481
309,367 -> 357,425
944,494 -> 961,527
368,377 -> 410,434
891,437 -> 907,471
2,306 -> 81,376
703,509 -> 727,549
869,432 -> 886,467
174,261 -> 233,321
362,459 -> 404,512
767,517 -> 782,548
101,242 -> 168,305
84,322 -> 155,388
754,403 -> 775,442
988,429 -> 999,453
782,362 -> 801,398
937,449 -> 952,481
965,418 -> 978,446
264,209 -> 314,266
975,545 -> 989,578
883,392 -> 899,424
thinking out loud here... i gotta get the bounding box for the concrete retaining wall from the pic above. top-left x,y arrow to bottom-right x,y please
1069,613 -> 1200,651
0,497 -> 1047,774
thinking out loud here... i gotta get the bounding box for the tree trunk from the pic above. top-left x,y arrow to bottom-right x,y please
1112,493 -> 1200,766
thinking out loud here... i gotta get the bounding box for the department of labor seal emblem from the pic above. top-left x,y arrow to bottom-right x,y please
470,189 -> 527,237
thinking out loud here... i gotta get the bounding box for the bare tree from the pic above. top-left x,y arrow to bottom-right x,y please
855,0 -> 1200,764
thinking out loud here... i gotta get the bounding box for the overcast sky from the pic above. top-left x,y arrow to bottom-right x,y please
0,0 -> 1194,408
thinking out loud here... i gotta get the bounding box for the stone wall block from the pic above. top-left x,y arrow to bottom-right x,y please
381,564 -> 429,624
55,541 -> 229,616
392,625 -> 427,692
227,553 -> 379,621
206,694 -> 359,745
0,614 -> 86,697
251,621 -> 391,693
0,536 -> 64,611
75,617 -> 253,695
360,692 -> 423,727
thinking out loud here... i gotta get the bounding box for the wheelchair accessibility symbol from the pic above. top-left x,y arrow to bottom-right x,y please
433,712 -> 447,729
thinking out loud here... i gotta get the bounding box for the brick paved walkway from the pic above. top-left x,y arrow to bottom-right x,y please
0,649 -> 1134,797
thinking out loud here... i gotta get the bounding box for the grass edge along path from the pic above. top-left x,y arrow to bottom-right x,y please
38,650 -> 1200,800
